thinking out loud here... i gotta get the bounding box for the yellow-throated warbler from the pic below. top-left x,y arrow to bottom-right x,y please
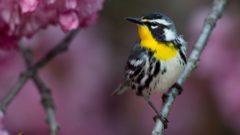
113,12 -> 187,127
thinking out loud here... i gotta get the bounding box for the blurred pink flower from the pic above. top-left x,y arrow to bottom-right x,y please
20,0 -> 39,13
0,112 -> 9,135
59,11 -> 79,32
0,0 -> 104,50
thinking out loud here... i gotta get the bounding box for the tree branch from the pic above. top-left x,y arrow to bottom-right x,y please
20,43 -> 59,135
152,0 -> 228,134
0,29 -> 79,113
32,75 -> 59,135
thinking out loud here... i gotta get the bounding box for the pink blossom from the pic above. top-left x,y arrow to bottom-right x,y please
19,0 -> 39,13
59,11 -> 79,32
65,0 -> 77,9
0,0 -> 104,50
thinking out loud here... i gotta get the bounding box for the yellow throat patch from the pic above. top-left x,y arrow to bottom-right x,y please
137,25 -> 177,61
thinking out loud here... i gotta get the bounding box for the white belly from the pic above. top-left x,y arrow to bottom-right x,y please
151,56 -> 184,93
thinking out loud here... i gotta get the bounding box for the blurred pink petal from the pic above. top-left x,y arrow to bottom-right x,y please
47,0 -> 56,4
20,0 -> 39,13
65,0 -> 77,9
59,11 -> 79,32
80,12 -> 98,27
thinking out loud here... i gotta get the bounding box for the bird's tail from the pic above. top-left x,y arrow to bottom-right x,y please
112,81 -> 129,96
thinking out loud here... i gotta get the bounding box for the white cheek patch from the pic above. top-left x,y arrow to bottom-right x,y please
150,19 -> 171,26
164,28 -> 176,41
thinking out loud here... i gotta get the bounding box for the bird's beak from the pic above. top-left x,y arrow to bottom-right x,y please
125,17 -> 144,25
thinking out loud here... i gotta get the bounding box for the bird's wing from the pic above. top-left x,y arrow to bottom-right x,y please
112,43 -> 148,96
125,43 -> 148,79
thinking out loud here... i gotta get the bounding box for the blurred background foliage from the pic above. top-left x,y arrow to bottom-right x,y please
0,0 -> 240,135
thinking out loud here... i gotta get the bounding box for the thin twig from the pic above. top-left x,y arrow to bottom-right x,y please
20,44 -> 59,135
0,73 -> 29,112
0,29 -> 79,114
32,75 -> 59,135
152,0 -> 228,134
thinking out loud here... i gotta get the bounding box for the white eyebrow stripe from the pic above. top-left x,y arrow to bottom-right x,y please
149,19 -> 171,25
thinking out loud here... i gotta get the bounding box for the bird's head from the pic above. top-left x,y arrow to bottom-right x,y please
126,12 -> 177,43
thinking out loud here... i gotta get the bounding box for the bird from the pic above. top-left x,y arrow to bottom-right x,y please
112,12 -> 187,128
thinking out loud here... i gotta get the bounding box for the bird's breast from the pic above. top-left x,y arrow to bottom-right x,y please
151,56 -> 184,93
